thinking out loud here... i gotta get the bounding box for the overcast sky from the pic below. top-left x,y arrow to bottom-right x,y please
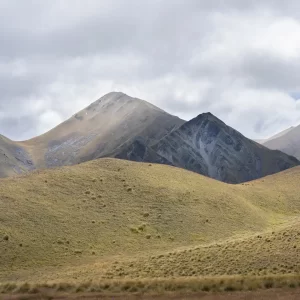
1,0 -> 300,140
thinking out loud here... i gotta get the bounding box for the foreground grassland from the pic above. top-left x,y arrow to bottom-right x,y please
2,275 -> 300,294
1,158 -> 300,294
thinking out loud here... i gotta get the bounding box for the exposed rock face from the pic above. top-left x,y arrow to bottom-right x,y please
23,92 -> 184,168
110,137 -> 171,165
152,113 -> 299,183
0,92 -> 298,183
0,135 -> 35,177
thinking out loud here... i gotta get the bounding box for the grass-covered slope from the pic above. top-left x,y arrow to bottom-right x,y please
107,220 -> 300,280
1,158 -> 300,283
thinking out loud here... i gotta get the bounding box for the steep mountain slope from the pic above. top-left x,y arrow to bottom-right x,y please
255,126 -> 295,144
262,124 -> 300,160
1,158 -> 300,283
0,92 -> 298,184
152,113 -> 299,183
110,137 -> 171,164
22,92 -> 184,168
0,135 -> 34,177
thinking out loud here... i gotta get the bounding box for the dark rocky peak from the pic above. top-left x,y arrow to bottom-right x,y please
184,112 -> 227,129
172,112 -> 232,145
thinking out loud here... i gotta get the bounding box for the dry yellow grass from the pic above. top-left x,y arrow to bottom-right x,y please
103,221 -> 300,280
2,275 -> 300,296
1,158 -> 300,287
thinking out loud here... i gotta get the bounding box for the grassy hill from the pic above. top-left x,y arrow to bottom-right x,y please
1,92 -> 298,187
106,220 -> 300,280
1,158 -> 300,287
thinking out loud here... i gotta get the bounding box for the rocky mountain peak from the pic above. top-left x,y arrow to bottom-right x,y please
185,112 -> 227,129
1,92 -> 298,184
153,110 -> 299,183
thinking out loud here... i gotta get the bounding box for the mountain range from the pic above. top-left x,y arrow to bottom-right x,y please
257,125 -> 300,160
2,93 -> 300,297
1,92 -> 299,183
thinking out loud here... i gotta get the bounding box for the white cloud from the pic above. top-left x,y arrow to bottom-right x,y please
1,0 -> 300,140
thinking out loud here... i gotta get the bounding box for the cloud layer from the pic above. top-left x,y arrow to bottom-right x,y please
1,0 -> 300,140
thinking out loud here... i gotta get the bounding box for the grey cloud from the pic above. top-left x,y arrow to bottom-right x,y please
0,115 -> 37,141
236,52 -> 300,91
1,0 -> 300,140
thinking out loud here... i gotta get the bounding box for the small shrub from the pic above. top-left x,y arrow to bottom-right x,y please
130,227 -> 139,234
224,285 -> 236,292
85,190 -> 91,195
138,224 -> 146,231
146,235 -> 151,239
289,282 -> 296,288
143,212 -> 149,217
129,286 -> 138,292
56,283 -> 73,292
3,234 -> 9,241
202,285 -> 210,292
127,187 -> 132,192
264,281 -> 274,289
121,284 -> 131,291
17,283 -> 31,293
28,287 -> 40,294
75,286 -> 85,293
1,283 -> 17,293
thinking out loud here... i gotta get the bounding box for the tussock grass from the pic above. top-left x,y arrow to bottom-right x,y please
1,158 -> 300,284
2,275 -> 300,295
103,221 -> 300,280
